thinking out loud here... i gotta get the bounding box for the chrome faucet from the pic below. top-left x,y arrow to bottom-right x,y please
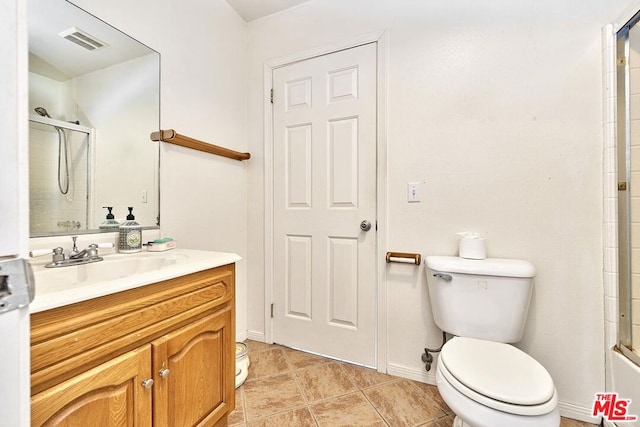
29,237 -> 114,268
70,236 -> 81,258
69,243 -> 100,261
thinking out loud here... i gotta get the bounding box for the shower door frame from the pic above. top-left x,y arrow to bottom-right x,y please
28,115 -> 96,234
616,15 -> 640,368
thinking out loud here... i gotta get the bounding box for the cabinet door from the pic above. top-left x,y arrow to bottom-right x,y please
152,309 -> 234,427
31,345 -> 152,426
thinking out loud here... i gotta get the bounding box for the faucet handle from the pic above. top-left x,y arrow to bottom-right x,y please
52,247 -> 65,263
29,248 -> 53,258
86,244 -> 99,258
86,243 -> 113,259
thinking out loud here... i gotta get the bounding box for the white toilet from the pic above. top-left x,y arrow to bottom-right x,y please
425,256 -> 560,427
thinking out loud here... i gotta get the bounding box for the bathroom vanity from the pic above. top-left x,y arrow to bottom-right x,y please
29,249 -> 239,426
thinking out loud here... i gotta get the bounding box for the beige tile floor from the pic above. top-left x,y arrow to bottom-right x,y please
229,340 -> 597,427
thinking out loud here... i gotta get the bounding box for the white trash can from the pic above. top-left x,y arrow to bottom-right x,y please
235,342 -> 250,388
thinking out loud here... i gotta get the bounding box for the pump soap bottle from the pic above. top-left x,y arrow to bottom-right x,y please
99,206 -> 120,230
118,207 -> 142,253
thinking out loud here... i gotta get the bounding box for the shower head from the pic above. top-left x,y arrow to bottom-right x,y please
34,107 -> 51,118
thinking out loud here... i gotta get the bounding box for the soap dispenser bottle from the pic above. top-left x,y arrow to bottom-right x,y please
99,206 -> 120,230
118,207 -> 142,253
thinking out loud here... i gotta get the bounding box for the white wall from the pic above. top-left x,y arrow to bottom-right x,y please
73,54 -> 159,229
71,0 -> 249,340
246,0 -> 633,420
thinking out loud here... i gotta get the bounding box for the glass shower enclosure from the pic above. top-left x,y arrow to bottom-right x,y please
28,116 -> 92,236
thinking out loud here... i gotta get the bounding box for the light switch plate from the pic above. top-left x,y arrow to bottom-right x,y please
407,182 -> 421,203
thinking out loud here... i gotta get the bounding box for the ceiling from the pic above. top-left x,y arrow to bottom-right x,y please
28,0 -> 312,81
29,0 -> 155,80
225,0 -> 314,22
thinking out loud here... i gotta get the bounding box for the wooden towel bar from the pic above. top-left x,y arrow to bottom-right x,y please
150,129 -> 251,161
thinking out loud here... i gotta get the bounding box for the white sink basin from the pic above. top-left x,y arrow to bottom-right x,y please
30,249 -> 241,313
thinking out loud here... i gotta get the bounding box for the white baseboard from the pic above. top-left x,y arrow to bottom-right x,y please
386,363 -> 437,385
558,401 -> 602,425
246,330 -> 266,342
236,330 -> 247,343
603,420 -> 617,427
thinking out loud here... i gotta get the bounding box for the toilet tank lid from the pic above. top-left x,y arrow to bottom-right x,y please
425,256 -> 536,278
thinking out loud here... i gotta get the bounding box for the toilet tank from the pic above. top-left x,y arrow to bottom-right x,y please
425,256 -> 536,343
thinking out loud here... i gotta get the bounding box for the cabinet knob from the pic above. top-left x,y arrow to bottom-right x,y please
141,378 -> 154,389
158,368 -> 170,378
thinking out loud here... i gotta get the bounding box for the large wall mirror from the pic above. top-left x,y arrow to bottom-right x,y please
28,0 -> 160,237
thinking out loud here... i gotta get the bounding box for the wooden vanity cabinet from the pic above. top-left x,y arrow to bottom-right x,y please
31,345 -> 153,426
30,264 -> 236,427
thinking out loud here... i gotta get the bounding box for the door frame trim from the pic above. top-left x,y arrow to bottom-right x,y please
263,30 -> 389,371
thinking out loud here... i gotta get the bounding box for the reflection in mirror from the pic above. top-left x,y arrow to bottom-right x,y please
28,0 -> 160,236
29,118 -> 91,233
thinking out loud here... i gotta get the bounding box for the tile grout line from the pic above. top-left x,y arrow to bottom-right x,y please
283,347 -> 321,426
406,376 -> 451,418
359,389 -> 392,427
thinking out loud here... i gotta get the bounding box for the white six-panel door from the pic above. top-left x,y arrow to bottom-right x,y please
272,43 -> 377,366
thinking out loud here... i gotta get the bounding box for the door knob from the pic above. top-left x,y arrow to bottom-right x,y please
158,368 -> 170,378
360,220 -> 372,232
141,378 -> 154,389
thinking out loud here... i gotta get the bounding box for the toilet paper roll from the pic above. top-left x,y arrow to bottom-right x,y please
388,256 -> 417,264
458,234 -> 486,260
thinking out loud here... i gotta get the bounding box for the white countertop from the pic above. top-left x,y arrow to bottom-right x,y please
30,248 -> 241,313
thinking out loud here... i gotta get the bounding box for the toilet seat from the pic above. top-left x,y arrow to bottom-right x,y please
439,337 -> 558,416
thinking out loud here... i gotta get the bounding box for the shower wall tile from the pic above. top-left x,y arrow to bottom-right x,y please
606,319 -> 618,349
605,172 -> 618,198
633,299 -> 640,325
604,122 -> 616,149
631,249 -> 640,273
605,147 -> 617,175
606,296 -> 619,323
605,71 -> 616,96
632,147 -> 640,172
605,247 -> 618,274
603,25 -> 614,52
631,119 -> 640,142
605,272 -> 619,298
632,223 -> 640,247
606,223 -> 618,248
629,171 -> 640,197
605,93 -> 617,124
604,198 -> 617,226
632,68 -> 640,95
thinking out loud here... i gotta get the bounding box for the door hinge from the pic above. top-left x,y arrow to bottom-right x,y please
270,89 -> 274,104
270,303 -> 274,318
619,181 -> 628,191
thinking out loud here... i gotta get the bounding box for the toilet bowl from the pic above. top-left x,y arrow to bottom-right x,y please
436,337 -> 559,427
424,256 -> 560,427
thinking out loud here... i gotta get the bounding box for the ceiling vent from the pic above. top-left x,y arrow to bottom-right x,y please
59,27 -> 108,51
